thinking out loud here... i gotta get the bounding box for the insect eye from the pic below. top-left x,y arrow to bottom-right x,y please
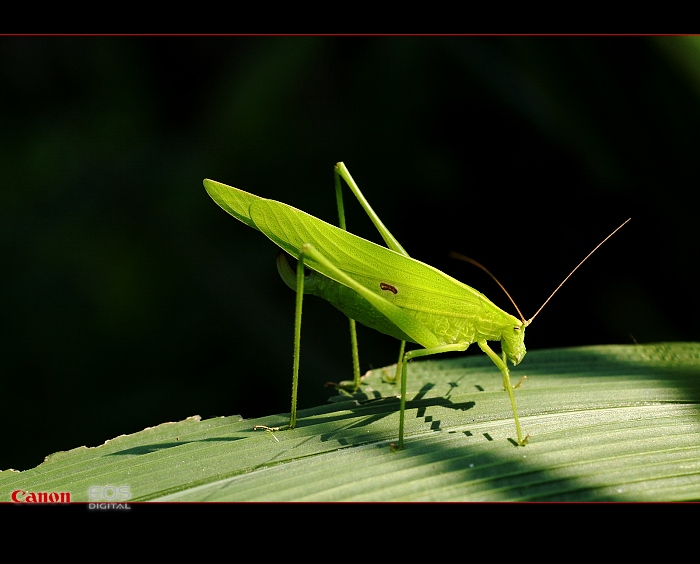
514,326 -> 520,332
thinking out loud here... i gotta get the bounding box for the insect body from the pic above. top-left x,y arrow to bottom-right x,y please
204,163 -> 628,449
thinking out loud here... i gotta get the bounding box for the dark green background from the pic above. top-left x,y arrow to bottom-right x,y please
3,36 -> 699,471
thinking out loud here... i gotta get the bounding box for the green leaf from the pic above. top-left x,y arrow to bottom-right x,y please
3,343 -> 700,502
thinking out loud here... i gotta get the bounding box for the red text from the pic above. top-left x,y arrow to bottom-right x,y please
11,489 -> 71,503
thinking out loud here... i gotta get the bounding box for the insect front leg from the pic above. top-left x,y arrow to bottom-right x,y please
477,340 -> 528,446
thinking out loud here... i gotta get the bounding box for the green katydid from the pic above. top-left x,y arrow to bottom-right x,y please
204,163 -> 630,448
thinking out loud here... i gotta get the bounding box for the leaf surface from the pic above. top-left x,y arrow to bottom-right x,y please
3,343 -> 699,502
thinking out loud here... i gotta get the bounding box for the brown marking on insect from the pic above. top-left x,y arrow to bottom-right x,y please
380,282 -> 398,294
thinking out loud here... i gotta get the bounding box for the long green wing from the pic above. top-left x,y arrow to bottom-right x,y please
204,178 -> 506,319
249,199 -> 491,318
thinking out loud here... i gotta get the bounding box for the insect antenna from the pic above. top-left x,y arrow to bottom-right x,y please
527,218 -> 631,326
449,251 -> 526,324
